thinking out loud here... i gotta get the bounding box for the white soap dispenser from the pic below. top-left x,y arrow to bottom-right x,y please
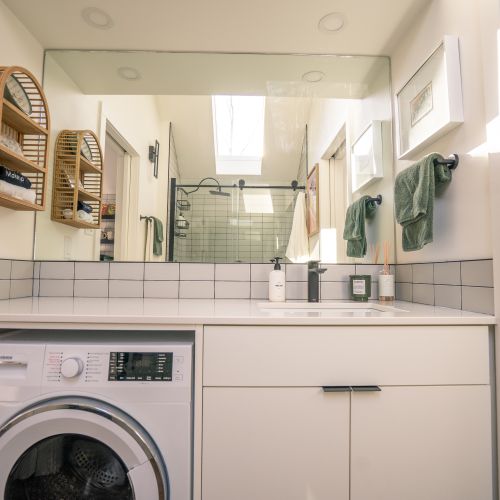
269,257 -> 286,302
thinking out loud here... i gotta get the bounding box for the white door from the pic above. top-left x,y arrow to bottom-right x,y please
350,385 -> 493,500
202,387 -> 350,500
0,397 -> 168,499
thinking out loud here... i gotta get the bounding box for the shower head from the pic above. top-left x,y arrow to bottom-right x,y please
178,177 -> 229,197
209,188 -> 230,197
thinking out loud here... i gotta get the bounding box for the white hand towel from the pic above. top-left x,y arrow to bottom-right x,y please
285,191 -> 309,263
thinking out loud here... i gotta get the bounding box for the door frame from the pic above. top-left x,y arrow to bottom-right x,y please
98,102 -> 140,261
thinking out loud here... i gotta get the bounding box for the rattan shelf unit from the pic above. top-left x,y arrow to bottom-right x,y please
0,66 -> 50,211
52,130 -> 103,228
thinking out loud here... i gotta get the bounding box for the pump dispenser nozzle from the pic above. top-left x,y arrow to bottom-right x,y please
270,257 -> 282,270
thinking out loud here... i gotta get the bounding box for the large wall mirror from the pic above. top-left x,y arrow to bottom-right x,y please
31,50 -> 394,264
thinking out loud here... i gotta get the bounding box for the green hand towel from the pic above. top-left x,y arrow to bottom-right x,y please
343,195 -> 377,258
151,217 -> 164,256
394,153 -> 452,251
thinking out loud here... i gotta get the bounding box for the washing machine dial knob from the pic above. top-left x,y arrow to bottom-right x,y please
61,357 -> 84,378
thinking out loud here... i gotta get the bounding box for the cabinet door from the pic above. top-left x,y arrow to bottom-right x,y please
351,385 -> 493,500
202,387 -> 350,500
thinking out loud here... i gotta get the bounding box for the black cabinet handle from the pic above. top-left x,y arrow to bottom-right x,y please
322,386 -> 352,393
351,385 -> 381,392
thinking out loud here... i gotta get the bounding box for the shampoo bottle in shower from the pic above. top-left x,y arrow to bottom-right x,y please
269,257 -> 286,302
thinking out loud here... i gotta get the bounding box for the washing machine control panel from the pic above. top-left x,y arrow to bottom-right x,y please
42,344 -> 190,387
108,352 -> 173,381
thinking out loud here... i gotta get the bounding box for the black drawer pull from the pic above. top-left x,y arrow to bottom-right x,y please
322,386 -> 352,393
351,385 -> 381,392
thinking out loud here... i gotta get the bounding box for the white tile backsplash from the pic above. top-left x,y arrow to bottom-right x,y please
285,281 -> 307,300
110,262 -> 144,280
286,264 -> 308,281
434,285 -> 461,310
412,263 -> 433,284
9,279 -> 33,298
40,262 -> 75,280
144,263 -> 179,281
251,281 -> 268,299
321,281 -> 350,300
180,263 -> 214,281
462,286 -> 494,315
11,261 -> 33,280
251,263 -> 276,282
144,281 -> 179,298
0,260 -> 11,280
412,283 -> 435,306
179,280 -> 214,299
74,279 -> 109,298
321,265 -> 355,282
461,260 -> 494,287
109,280 -> 143,298
434,262 -> 460,285
75,262 -> 110,280
0,280 -> 10,299
215,264 -> 250,281
2,257 -> 492,316
39,279 -> 74,297
215,281 -> 250,299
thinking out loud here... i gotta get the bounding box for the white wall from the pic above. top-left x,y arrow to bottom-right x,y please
0,1 -> 44,259
390,0 -> 491,263
306,62 -> 394,265
35,55 -> 168,261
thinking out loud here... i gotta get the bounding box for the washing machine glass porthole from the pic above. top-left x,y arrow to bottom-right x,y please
5,433 -> 134,500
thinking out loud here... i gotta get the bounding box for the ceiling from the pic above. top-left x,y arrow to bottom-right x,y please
47,51 -> 385,98
4,0 -> 431,56
157,95 -> 310,183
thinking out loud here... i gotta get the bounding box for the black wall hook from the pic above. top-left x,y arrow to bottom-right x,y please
366,194 -> 382,205
434,154 -> 459,170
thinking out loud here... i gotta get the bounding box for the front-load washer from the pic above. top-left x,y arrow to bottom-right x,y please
0,330 -> 193,500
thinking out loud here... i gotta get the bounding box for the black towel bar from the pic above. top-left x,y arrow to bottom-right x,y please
433,154 -> 459,169
366,195 -> 382,205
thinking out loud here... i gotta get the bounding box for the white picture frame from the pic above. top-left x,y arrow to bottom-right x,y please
396,35 -> 463,160
350,120 -> 383,194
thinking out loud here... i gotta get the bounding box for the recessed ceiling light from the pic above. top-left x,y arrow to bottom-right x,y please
318,12 -> 346,33
81,7 -> 114,29
117,67 -> 142,80
302,71 -> 325,83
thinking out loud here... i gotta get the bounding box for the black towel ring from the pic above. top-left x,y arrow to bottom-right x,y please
433,154 -> 459,170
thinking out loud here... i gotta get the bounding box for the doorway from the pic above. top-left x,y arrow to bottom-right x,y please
100,132 -> 129,261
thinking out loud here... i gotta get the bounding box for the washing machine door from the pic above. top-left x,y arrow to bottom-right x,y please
0,396 -> 169,500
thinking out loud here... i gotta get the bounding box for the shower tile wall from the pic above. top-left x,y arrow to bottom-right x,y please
174,189 -> 296,263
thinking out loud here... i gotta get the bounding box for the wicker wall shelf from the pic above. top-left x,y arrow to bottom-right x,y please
52,130 -> 103,228
0,66 -> 50,211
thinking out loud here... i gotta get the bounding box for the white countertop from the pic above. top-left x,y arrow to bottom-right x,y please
0,298 -> 494,328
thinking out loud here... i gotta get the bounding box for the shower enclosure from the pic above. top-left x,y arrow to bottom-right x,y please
168,179 -> 304,263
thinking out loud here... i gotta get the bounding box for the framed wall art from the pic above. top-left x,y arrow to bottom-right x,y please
396,35 -> 463,160
350,120 -> 383,194
306,164 -> 319,237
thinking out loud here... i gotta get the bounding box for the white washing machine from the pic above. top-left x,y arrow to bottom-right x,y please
0,330 -> 193,500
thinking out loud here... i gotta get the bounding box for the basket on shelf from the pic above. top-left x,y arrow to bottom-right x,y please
51,130 -> 103,228
0,66 -> 50,211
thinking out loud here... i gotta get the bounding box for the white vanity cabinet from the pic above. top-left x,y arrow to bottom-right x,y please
202,325 -> 494,500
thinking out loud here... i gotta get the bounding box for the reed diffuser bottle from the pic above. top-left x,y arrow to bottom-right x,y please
379,241 -> 394,301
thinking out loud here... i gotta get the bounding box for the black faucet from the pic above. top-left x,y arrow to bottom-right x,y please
308,261 -> 327,303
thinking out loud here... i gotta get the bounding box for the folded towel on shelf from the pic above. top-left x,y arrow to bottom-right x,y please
0,179 -> 36,203
76,209 -> 93,223
343,195 -> 377,258
0,165 -> 31,189
394,153 -> 452,251
77,200 -> 92,213
152,217 -> 164,256
285,192 -> 309,263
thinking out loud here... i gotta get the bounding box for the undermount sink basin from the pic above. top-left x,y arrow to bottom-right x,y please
258,302 -> 408,315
